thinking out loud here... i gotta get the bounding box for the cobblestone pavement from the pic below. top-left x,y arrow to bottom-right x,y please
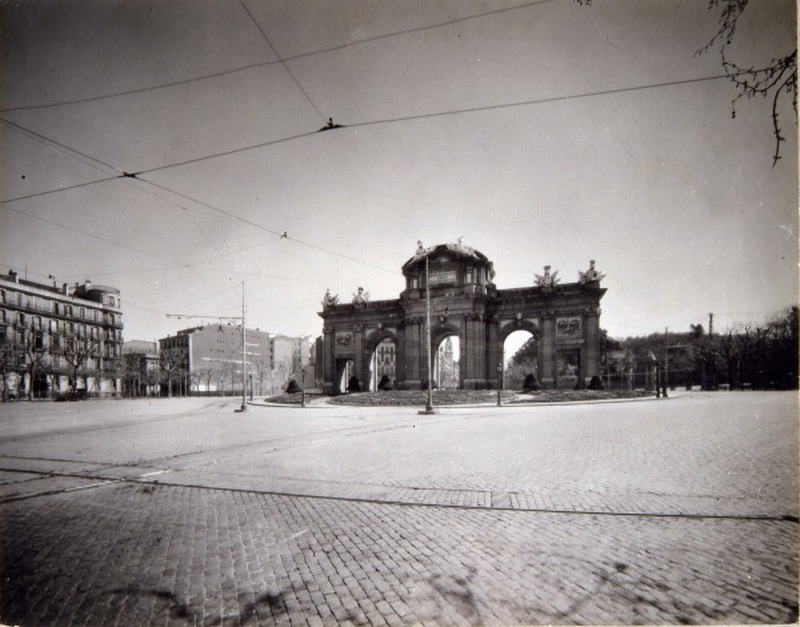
0,391 -> 797,625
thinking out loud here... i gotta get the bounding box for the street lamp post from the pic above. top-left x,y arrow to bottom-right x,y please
240,282 -> 247,412
496,361 -> 503,407
648,351 -> 661,399
420,254 -> 435,415
301,367 -> 307,408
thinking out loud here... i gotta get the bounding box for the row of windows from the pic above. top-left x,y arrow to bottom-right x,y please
1,324 -> 121,346
0,327 -> 122,358
0,312 -> 122,341
0,292 -> 118,324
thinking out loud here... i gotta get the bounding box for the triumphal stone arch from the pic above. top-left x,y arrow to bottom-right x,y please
318,241 -> 606,393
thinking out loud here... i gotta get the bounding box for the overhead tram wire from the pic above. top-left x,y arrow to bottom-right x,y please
349,73 -> 733,130
133,73 -> 732,179
1,74 -> 733,275
135,177 -> 398,274
0,116 -> 395,275
0,203 -> 189,267
0,117 -> 123,177
0,0 -> 557,115
0,117 -> 123,204
4,73 -> 734,196
239,0 -> 327,124
135,129 -> 319,177
0,117 -> 246,223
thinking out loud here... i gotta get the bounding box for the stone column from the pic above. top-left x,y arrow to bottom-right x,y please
583,307 -> 601,383
539,311 -> 555,389
395,323 -> 407,390
353,324 -> 365,390
322,326 -> 335,395
403,317 -> 422,389
463,314 -> 488,389
486,316 -> 501,389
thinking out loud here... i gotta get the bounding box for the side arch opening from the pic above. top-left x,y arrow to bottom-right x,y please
503,328 -> 540,391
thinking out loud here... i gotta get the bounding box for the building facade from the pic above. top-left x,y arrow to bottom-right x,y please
158,326 -> 312,397
0,270 -> 124,400
318,241 -> 607,393
122,340 -> 160,398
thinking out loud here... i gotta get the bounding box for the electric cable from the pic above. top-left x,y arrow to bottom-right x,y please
0,0 -> 557,114
3,73 -> 730,202
0,203 -> 188,267
239,0 -> 327,123
135,74 -> 730,176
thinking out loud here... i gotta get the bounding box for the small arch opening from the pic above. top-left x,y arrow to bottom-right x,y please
369,337 -> 397,391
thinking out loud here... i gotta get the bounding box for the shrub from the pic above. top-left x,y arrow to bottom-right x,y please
522,373 -> 541,392
587,375 -> 604,390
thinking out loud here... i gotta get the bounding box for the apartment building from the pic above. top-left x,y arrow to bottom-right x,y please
158,326 -> 312,397
0,270 -> 124,399
121,340 -> 160,398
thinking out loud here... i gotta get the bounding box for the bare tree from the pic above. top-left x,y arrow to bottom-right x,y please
0,332 -> 19,401
160,349 -> 187,398
269,358 -> 292,395
56,332 -> 100,396
698,0 -> 797,165
578,0 -> 797,165
251,358 -> 271,397
196,368 -> 215,395
17,324 -> 49,400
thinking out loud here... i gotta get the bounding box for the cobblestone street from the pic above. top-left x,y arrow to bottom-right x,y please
1,391 -> 797,625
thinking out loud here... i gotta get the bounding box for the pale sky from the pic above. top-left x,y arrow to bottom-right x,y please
0,0 -> 796,347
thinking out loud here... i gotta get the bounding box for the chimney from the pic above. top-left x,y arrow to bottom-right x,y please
8,269 -> 18,283
63,283 -> 69,295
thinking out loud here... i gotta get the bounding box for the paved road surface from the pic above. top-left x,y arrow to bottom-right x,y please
0,391 -> 797,625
